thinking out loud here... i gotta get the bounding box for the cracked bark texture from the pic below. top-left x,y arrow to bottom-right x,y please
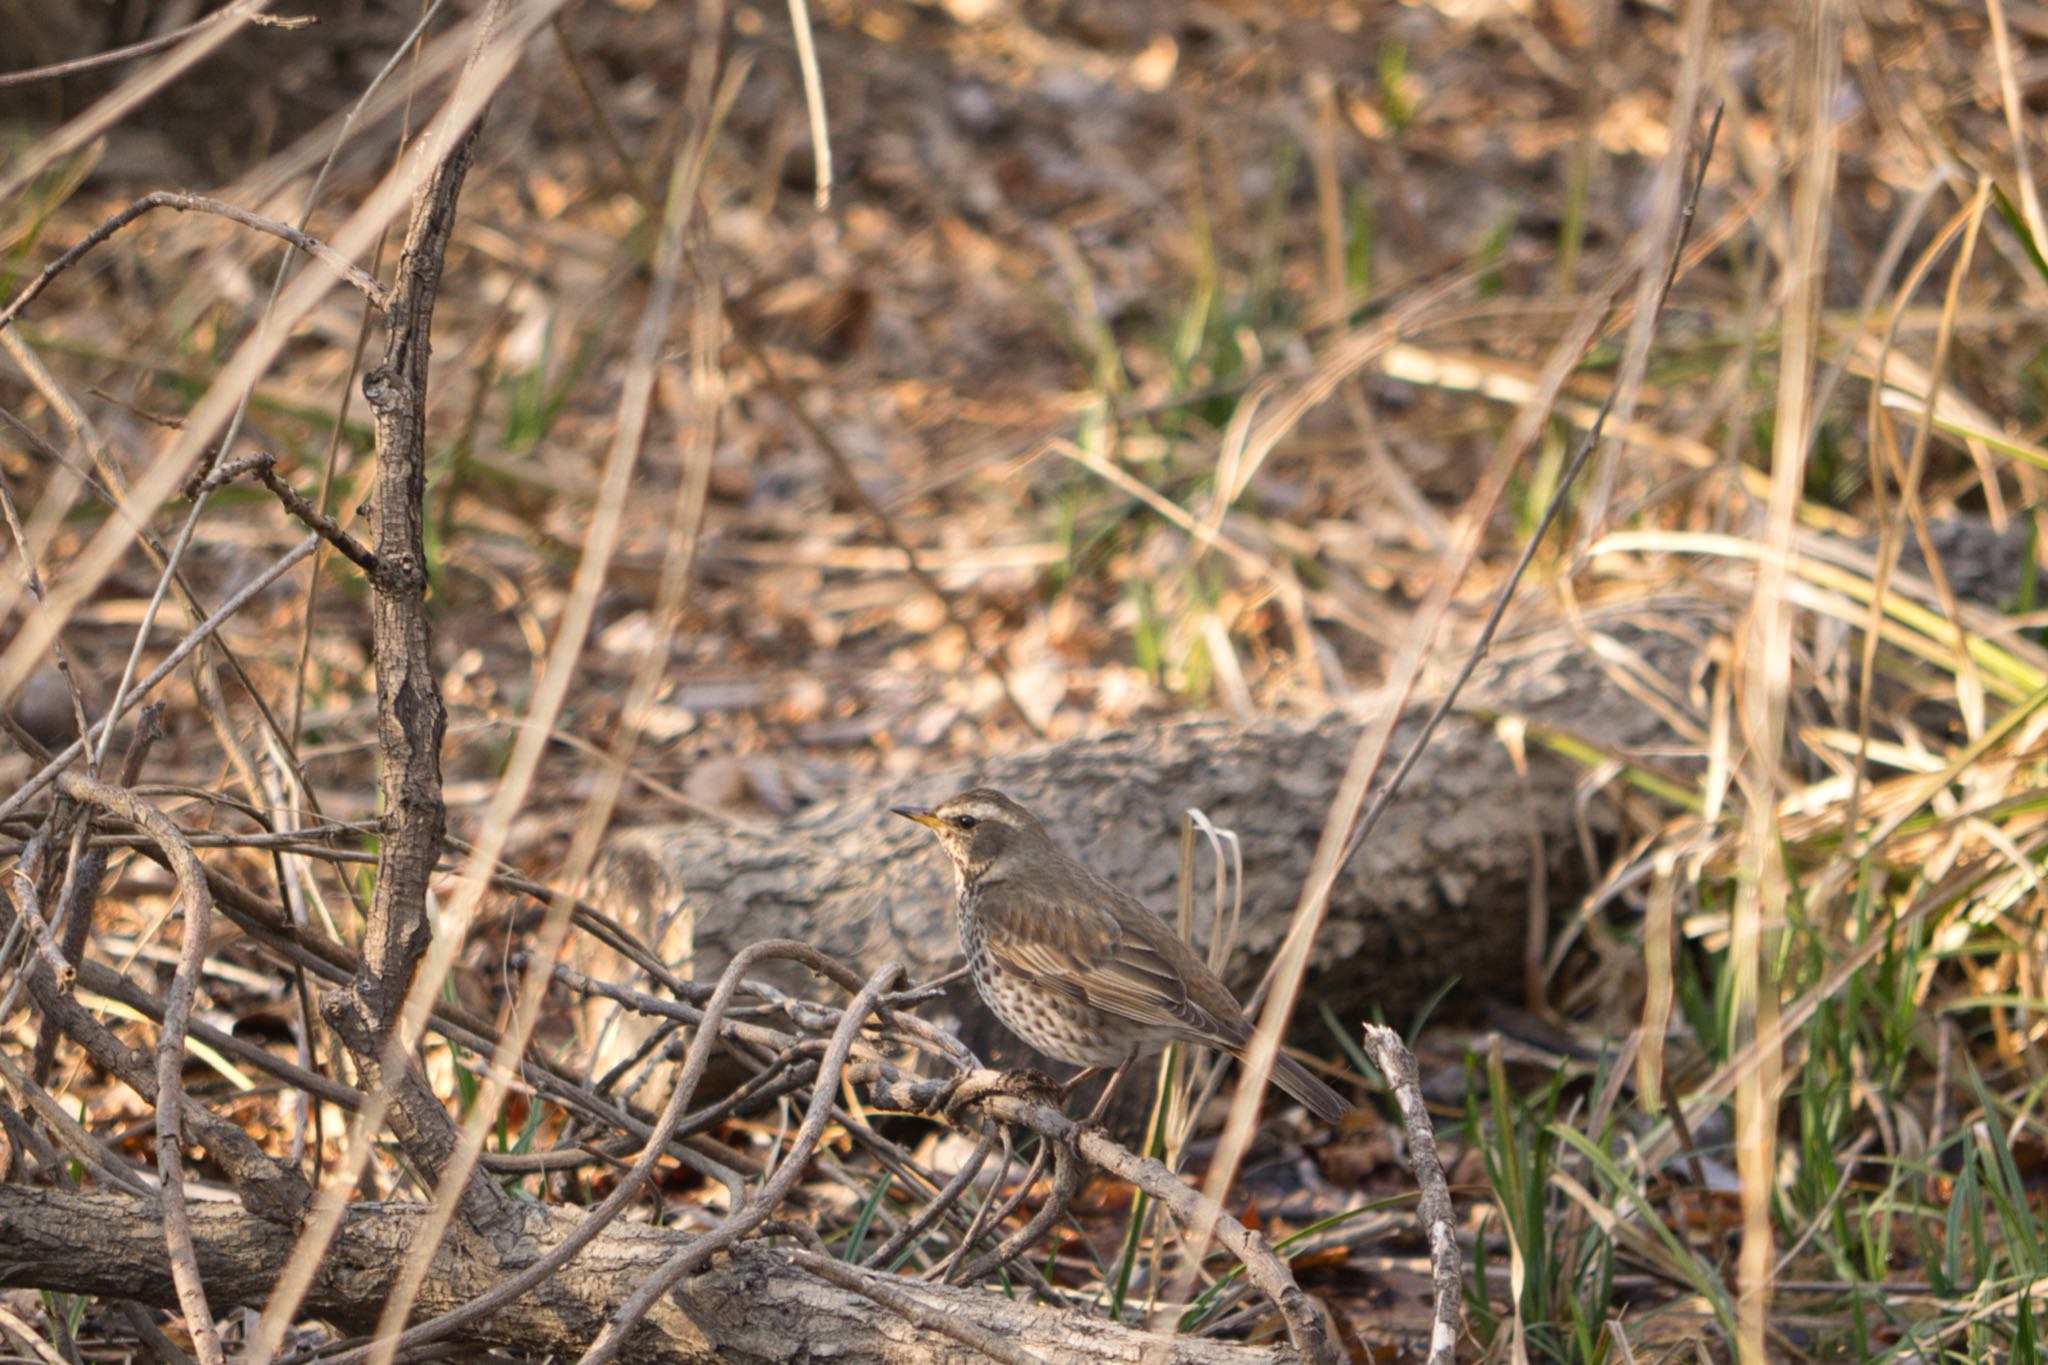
353,124 -> 478,1026
0,1188 -> 1288,1365
581,521 -> 2023,1080
590,612 -> 1701,1077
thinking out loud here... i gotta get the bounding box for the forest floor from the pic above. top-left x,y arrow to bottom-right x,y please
5,0 -> 2048,1359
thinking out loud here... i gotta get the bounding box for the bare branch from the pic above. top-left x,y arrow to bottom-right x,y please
51,773 -> 231,1365
34,703 -> 164,1083
0,8 -> 306,91
0,1302 -> 74,1365
0,191 -> 388,338
196,453 -> 380,576
859,1122 -> 999,1271
1360,1026 -> 1462,1365
575,960 -> 906,1365
0,468 -> 94,757
0,535 -> 320,827
0,1046 -> 156,1199
0,1186 -> 1291,1363
5,828 -> 77,989
0,871 -> 311,1221
864,1067 -> 1345,1365
346,117 -> 477,1023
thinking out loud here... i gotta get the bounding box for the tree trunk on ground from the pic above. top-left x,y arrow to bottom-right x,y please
0,1187 -> 1289,1365
588,615 -> 1696,1077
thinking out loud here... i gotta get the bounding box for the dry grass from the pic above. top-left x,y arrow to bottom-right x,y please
4,0 -> 2048,1359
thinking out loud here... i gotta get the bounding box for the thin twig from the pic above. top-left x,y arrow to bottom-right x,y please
784,0 -> 833,210
0,881 -> 310,1220
35,702 -> 165,1082
6,837 -> 77,989
304,941 -> 891,1365
1360,1026 -> 1461,1365
955,1135 -> 1079,1287
926,1126 -> 1022,1282
0,191 -> 388,337
199,452 -> 380,575
0,1303 -> 74,1365
0,7 -> 306,90
866,1068 -> 1344,1365
0,1045 -> 157,1199
861,1122 -> 999,1271
1337,105 -> 1723,879
0,468 -> 93,757
0,536 -> 320,827
550,16 -> 654,208
50,774 -> 226,1365
73,955 -> 364,1112
117,1303 -> 197,1365
0,0 -> 278,207
0,392 -> 322,829
575,960 -> 906,1365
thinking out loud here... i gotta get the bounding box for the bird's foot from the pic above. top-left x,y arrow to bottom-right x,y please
1056,1058 -> 1135,1164
939,1066 -> 1061,1125
1060,1114 -> 1103,1166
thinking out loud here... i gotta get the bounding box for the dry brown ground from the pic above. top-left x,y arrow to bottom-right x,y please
5,0 -> 2048,1358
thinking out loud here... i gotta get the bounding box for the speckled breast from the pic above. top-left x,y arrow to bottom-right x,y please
955,896 -> 1149,1069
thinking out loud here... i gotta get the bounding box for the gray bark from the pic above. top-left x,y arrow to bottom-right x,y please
0,1187 -> 1287,1365
590,614 -> 1694,1074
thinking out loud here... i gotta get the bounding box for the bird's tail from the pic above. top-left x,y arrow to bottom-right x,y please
1251,1049 -> 1352,1124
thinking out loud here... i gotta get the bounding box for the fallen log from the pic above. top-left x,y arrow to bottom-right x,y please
589,613 -> 1695,1076
0,1186 -> 1290,1364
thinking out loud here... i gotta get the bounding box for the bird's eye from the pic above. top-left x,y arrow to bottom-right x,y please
951,814 -> 978,830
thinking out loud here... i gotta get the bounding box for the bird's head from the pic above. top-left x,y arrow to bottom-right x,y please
891,787 -> 1052,881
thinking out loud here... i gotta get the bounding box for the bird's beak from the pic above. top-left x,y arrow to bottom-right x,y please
891,804 -> 946,830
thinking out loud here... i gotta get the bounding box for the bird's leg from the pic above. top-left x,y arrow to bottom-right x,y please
940,1067 -> 1060,1126
1050,1052 -> 1137,1176
1055,1065 -> 1104,1103
1079,1057 -> 1133,1128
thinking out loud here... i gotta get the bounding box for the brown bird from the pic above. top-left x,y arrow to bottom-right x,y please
893,788 -> 1351,1125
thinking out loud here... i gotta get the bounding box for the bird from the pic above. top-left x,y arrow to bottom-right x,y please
892,787 -> 1352,1125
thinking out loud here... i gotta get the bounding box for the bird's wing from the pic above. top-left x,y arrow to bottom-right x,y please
980,876 -> 1237,1041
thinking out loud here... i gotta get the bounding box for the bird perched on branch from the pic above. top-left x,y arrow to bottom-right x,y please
893,787 -> 1352,1125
